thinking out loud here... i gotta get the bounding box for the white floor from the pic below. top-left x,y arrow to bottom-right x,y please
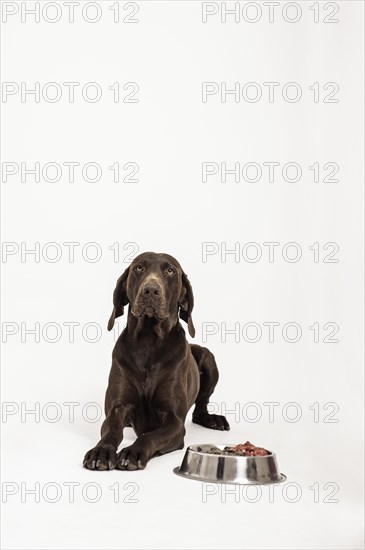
2,409 -> 363,550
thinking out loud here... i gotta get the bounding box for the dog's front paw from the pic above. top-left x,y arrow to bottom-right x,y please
193,412 -> 230,431
83,444 -> 117,470
116,444 -> 148,471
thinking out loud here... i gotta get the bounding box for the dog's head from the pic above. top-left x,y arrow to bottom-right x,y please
107,252 -> 195,337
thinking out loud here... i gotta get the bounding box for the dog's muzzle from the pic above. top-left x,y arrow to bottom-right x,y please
131,279 -> 167,320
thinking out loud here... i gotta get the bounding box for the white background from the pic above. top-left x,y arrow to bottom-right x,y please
1,1 -> 364,549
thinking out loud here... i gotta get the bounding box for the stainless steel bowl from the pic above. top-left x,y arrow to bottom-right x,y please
173,444 -> 286,485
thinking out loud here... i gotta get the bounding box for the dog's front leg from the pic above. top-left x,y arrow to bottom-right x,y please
83,404 -> 132,470
117,415 -> 185,471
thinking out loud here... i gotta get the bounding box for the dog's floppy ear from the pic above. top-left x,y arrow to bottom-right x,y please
179,271 -> 195,338
107,267 -> 130,331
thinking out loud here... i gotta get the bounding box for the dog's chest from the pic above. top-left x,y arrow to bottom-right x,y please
134,348 -> 164,393
140,363 -> 158,392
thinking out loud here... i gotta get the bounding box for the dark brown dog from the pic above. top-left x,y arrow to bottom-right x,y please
83,252 -> 229,471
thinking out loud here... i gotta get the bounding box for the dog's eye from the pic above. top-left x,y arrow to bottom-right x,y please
166,267 -> 174,275
135,264 -> 144,272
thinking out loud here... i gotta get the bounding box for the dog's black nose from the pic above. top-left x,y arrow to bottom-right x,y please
142,282 -> 160,296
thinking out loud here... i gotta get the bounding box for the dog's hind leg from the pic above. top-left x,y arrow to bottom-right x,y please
190,344 -> 230,431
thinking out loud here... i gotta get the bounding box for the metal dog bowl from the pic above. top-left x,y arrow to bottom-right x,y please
173,444 -> 286,485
